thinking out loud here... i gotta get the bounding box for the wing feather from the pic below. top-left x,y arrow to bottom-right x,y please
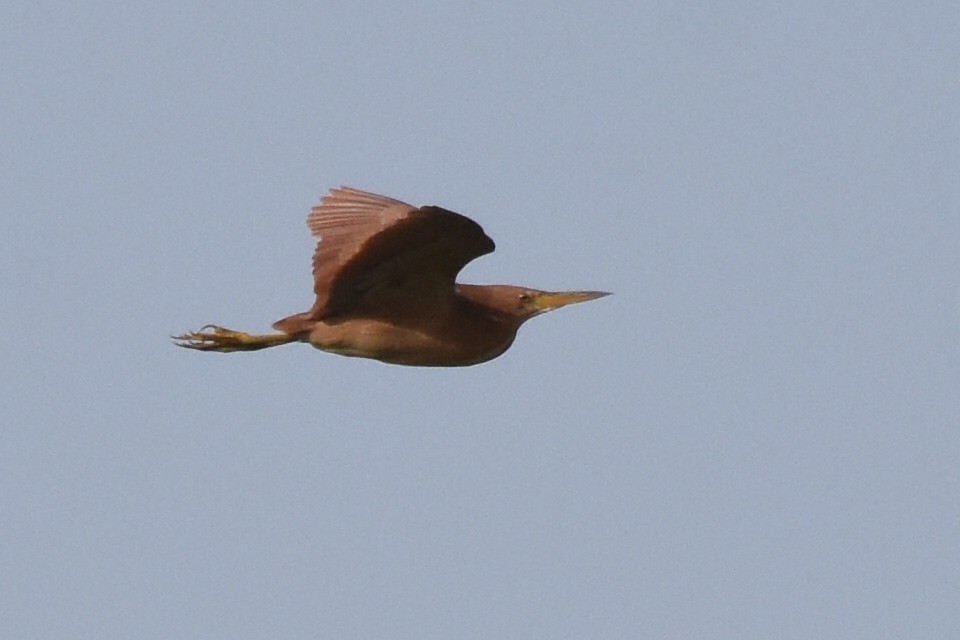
307,187 -> 495,319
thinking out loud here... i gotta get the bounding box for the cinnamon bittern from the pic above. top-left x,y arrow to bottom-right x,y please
174,187 -> 609,366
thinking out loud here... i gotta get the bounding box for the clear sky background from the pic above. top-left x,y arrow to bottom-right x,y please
3,2 -> 959,638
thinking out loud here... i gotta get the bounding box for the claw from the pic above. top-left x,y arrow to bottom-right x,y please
171,325 -> 242,351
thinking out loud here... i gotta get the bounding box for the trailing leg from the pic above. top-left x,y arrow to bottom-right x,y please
172,325 -> 298,352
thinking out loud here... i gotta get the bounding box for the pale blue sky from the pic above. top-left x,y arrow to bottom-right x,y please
3,2 -> 959,638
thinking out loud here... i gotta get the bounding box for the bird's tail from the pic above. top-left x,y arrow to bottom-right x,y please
272,311 -> 318,335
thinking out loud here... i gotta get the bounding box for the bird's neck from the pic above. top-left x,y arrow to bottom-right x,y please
454,284 -> 524,329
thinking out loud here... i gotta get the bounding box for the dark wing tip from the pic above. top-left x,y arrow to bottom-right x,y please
416,204 -> 495,256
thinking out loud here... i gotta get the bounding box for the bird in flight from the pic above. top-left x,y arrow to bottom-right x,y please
174,186 -> 609,366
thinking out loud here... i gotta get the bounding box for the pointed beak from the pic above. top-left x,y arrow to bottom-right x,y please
531,290 -> 612,314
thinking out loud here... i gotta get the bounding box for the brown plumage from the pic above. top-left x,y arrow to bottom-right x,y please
174,186 -> 609,366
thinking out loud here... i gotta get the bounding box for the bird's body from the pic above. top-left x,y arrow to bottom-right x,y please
272,286 -> 519,366
175,187 -> 608,366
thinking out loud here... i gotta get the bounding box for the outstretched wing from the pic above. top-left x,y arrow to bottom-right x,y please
306,186 -> 495,319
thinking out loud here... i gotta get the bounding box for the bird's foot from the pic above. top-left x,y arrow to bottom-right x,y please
172,325 -> 293,352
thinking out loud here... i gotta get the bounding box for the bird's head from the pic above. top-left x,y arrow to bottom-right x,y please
458,284 -> 611,323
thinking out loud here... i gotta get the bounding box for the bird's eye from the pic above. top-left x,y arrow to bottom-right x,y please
519,293 -> 531,303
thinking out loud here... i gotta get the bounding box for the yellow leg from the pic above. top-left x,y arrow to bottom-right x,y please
172,325 -> 297,352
